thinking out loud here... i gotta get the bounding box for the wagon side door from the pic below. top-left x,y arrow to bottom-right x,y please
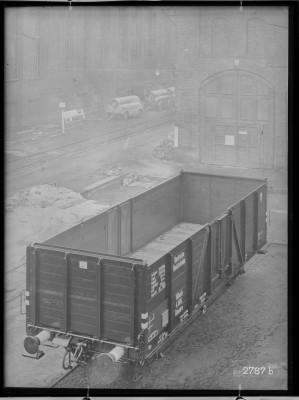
210,214 -> 231,292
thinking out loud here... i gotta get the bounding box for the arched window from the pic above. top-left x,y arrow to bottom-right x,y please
211,18 -> 229,57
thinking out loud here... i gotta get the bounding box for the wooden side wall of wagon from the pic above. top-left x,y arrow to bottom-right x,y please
23,171 -> 267,368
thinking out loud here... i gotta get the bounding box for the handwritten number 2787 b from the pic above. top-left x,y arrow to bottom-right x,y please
242,366 -> 273,375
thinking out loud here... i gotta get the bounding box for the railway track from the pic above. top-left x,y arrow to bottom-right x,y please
5,115 -> 173,305
50,363 -> 80,388
7,114 -> 173,178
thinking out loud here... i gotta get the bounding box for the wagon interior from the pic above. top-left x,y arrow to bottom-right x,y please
44,172 -> 264,258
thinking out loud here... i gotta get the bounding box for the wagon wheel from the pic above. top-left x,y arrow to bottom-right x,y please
137,108 -> 143,117
122,111 -> 129,120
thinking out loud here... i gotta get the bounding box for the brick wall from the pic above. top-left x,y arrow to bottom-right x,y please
5,6 -> 175,129
175,6 -> 288,170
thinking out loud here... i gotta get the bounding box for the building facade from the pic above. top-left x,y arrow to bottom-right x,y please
175,6 -> 288,171
5,6 -> 175,129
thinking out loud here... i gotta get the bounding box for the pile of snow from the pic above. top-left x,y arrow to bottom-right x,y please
152,137 -> 175,160
5,184 -> 109,269
6,184 -> 84,211
122,172 -> 156,188
101,164 -> 158,188
100,164 -> 129,176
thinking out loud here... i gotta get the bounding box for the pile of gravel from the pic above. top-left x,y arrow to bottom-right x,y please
152,137 -> 175,160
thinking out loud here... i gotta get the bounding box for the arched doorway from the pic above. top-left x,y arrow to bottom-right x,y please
199,70 -> 275,168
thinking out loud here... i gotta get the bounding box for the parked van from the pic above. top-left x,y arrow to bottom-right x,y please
106,95 -> 143,120
146,88 -> 175,111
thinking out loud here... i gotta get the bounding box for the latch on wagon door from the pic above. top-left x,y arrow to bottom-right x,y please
161,310 -> 169,328
19,289 -> 27,315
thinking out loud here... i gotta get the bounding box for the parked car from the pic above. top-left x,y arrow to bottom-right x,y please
106,95 -> 143,120
146,88 -> 175,111
63,109 -> 86,124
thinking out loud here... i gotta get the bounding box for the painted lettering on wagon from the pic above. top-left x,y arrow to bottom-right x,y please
150,264 -> 166,298
173,250 -> 186,272
174,289 -> 184,316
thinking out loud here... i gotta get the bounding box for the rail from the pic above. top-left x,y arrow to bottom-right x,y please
7,114 -> 174,178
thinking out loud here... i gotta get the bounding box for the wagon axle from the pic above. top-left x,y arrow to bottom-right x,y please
62,341 -> 90,370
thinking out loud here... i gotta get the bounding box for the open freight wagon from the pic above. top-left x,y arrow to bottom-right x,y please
23,171 -> 267,368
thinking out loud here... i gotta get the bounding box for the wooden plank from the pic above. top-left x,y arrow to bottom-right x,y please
107,208 -> 119,255
39,315 -> 63,329
69,321 -> 97,336
69,313 -> 97,326
103,322 -> 131,335
69,286 -> 96,299
102,291 -> 131,305
38,289 -> 63,300
192,228 -> 209,305
132,178 -> 181,251
102,310 -> 131,323
39,252 -> 66,266
39,279 -> 64,293
69,294 -> 97,307
69,303 -> 97,317
39,296 -> 63,309
101,261 -> 133,273
69,276 -> 97,290
120,201 -> 131,255
102,327 -> 132,341
101,274 -> 131,286
38,262 -> 64,275
39,306 -> 63,319
40,270 -> 64,284
129,222 -> 204,266
68,267 -> 97,280
102,301 -> 131,314
104,283 -> 132,296
103,321 -> 131,341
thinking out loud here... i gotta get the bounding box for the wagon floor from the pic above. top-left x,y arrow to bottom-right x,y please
127,222 -> 204,265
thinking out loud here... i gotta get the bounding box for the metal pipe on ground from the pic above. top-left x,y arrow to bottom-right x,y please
24,330 -> 52,354
88,346 -> 125,385
91,346 -> 125,369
